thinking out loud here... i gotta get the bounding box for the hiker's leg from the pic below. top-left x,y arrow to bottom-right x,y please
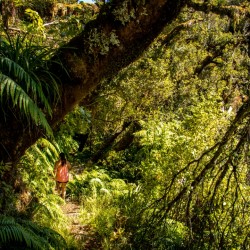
61,182 -> 67,199
55,181 -> 59,191
60,183 -> 64,197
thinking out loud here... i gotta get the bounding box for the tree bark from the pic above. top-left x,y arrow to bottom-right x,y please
0,0 -> 187,163
0,0 -> 16,29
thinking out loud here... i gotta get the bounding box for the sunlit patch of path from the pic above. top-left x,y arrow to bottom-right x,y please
61,201 -> 102,249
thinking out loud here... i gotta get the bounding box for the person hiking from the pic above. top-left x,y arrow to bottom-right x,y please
54,152 -> 71,199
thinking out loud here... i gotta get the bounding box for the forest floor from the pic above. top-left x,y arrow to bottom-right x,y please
61,201 -> 102,250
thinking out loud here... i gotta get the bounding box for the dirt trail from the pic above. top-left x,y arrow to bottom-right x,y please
61,201 -> 102,250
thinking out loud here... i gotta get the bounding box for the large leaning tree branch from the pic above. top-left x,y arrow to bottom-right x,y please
0,0 -> 188,163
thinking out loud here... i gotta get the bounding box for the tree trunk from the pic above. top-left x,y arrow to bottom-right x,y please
0,0 -> 16,29
0,0 -> 187,164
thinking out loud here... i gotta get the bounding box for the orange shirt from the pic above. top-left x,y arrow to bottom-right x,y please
54,160 -> 70,182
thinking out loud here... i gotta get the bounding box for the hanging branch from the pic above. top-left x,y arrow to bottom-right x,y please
141,97 -> 250,229
165,101 -> 250,214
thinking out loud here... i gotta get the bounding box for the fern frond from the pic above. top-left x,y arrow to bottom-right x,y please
90,178 -> 105,188
32,195 -> 65,221
0,57 -> 52,116
100,188 -> 111,195
0,74 -> 53,136
17,217 -> 67,250
89,169 -> 111,181
0,215 -> 50,249
109,179 -> 127,190
0,33 -> 62,137
31,144 -> 54,169
0,214 -> 67,249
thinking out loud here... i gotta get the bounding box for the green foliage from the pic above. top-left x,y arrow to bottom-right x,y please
0,214 -> 66,250
17,139 -> 76,248
20,138 -> 60,197
1,0 -> 250,249
0,33 -> 60,136
31,195 -> 70,240
25,8 -> 45,34
79,177 -> 131,248
131,103 -> 250,249
0,162 -> 18,214
54,106 -> 90,159
57,106 -> 91,136
67,169 -> 112,200
131,219 -> 188,250
67,167 -> 189,249
72,1 -> 250,248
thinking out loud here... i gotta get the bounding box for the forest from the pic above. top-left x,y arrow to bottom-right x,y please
0,0 -> 249,249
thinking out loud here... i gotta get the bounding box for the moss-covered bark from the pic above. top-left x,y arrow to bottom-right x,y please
0,0 -> 187,163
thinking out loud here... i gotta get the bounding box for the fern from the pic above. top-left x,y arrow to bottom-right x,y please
0,73 -> 53,136
0,56 -> 52,113
19,141 -> 59,197
0,33 -> 60,137
32,195 -> 66,221
0,215 -> 66,250
90,177 -> 105,188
